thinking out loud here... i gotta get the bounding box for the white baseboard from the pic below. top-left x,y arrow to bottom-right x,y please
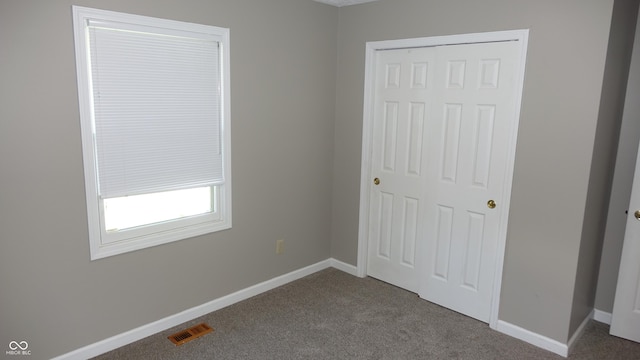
496,320 -> 569,357
567,309 -> 593,355
52,259 -> 335,360
330,258 -> 358,276
51,257 -> 601,360
497,308 -> 598,358
593,309 -> 612,325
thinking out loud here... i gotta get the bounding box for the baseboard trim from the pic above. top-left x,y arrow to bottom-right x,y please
567,309 -> 593,356
52,257 -> 598,360
496,320 -> 569,357
52,259 -> 334,360
330,258 -> 358,276
593,309 -> 612,325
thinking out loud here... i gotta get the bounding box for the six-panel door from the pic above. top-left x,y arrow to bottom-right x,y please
367,41 -> 520,323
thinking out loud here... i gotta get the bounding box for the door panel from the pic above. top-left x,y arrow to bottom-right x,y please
611,140 -> 640,343
366,41 -> 520,323
420,41 -> 519,323
442,104 -> 462,182
367,47 -> 434,292
434,205 -> 454,280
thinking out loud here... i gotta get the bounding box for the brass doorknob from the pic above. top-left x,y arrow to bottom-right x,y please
487,200 -> 496,209
374,178 -> 380,185
635,210 -> 640,220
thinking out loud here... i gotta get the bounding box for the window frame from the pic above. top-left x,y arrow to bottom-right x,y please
72,6 -> 232,260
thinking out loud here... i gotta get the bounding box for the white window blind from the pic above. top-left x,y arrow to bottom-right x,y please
87,19 -> 224,199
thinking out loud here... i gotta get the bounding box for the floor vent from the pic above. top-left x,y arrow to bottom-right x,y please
168,323 -> 214,346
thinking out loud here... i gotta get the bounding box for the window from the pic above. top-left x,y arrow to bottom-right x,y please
72,6 -> 231,260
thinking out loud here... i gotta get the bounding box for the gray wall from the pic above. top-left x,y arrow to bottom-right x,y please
330,0 -> 616,344
596,4 -> 640,314
0,1 -> 337,359
571,0 -> 638,334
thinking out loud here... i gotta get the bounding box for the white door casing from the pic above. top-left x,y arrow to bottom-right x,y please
357,30 -> 529,329
611,138 -> 640,343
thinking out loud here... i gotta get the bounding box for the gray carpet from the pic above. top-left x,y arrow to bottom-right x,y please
94,268 -> 640,359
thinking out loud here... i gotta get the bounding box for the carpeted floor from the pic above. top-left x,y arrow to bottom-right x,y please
93,268 -> 640,359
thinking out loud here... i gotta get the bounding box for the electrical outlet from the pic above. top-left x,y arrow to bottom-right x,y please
276,239 -> 284,255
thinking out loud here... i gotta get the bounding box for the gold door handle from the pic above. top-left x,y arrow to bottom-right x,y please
487,200 -> 496,209
635,210 -> 640,220
374,178 -> 380,185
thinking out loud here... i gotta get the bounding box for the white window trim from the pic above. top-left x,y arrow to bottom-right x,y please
72,6 -> 232,260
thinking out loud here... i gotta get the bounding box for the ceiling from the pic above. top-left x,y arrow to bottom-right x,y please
313,0 -> 379,7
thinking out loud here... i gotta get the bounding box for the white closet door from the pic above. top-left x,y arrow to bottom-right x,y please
611,139 -> 640,343
367,47 -> 434,292
366,40 -> 521,323
419,41 -> 520,323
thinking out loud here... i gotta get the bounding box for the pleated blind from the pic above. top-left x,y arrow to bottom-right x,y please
87,19 -> 223,199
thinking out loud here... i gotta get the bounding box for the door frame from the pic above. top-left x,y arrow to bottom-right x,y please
356,29 -> 529,330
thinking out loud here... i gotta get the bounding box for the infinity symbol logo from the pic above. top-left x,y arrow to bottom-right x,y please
9,341 -> 28,350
